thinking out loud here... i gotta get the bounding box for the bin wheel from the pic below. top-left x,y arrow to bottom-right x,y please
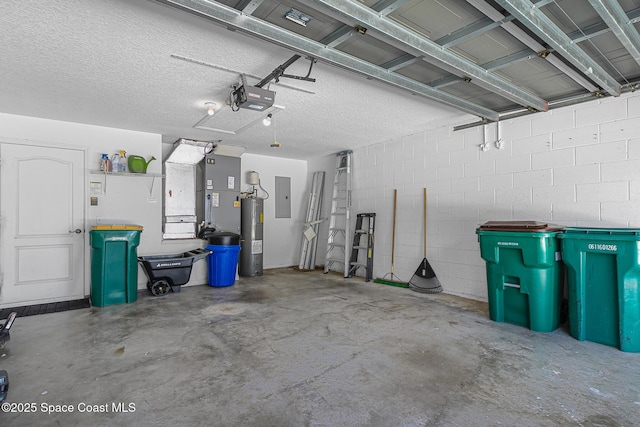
150,280 -> 171,297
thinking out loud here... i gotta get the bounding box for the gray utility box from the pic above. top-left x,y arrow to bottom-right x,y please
202,154 -> 241,234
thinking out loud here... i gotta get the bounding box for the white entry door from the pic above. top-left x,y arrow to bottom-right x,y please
0,143 -> 85,307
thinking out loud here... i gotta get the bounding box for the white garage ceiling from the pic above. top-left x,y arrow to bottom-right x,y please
1,0 -> 639,159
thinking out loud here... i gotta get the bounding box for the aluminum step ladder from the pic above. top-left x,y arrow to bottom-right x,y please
324,150 -> 353,277
299,171 -> 325,270
348,213 -> 376,281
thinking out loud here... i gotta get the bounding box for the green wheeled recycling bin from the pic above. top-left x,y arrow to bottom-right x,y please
476,221 -> 564,332
90,225 -> 143,307
558,228 -> 640,352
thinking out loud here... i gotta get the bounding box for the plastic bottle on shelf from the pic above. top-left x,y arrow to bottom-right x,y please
99,154 -> 110,171
111,153 -> 120,173
118,150 -> 127,172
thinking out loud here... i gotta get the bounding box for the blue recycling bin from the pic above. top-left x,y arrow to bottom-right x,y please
205,232 -> 241,287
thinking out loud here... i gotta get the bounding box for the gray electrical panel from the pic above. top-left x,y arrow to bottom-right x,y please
202,154 -> 241,233
275,176 -> 291,218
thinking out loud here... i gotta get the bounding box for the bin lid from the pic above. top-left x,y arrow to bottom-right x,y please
92,224 -> 143,231
559,227 -> 640,237
476,221 -> 563,232
206,231 -> 241,245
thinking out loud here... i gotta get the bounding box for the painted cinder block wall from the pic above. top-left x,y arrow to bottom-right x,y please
309,92 -> 640,302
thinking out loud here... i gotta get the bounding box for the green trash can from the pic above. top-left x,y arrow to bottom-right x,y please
558,227 -> 640,352
90,225 -> 143,307
476,221 -> 564,332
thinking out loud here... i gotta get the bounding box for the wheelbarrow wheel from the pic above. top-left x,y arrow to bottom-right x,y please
0,369 -> 8,403
150,280 -> 171,297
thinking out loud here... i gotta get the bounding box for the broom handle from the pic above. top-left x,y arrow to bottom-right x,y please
391,189 -> 397,267
423,187 -> 427,258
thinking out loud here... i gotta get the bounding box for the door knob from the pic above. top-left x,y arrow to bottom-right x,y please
70,228 -> 82,234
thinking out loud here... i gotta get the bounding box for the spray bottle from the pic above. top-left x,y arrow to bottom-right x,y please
111,150 -> 127,173
118,150 -> 127,172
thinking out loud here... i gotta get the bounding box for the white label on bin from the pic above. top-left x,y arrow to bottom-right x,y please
587,243 -> 617,252
497,241 -> 519,247
252,240 -> 263,254
555,251 -> 562,261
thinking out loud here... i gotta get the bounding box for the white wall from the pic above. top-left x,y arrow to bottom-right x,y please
311,92 -> 640,302
0,115 -> 225,293
240,153 -> 308,268
0,115 -> 313,297
0,115 -> 314,298
0,113 -> 174,292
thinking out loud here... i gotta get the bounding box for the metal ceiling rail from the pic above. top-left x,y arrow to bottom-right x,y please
435,17 -> 513,49
430,1 -> 640,94
322,0 -> 410,48
431,49 -> 537,88
236,0 -> 264,15
587,0 -> 640,67
300,0 -> 549,112
568,20 -> 613,43
436,0 -> 551,49
454,79 -> 640,131
494,0 -> 622,97
321,26 -> 354,48
381,53 -> 421,71
154,0 -> 500,120
567,7 -> 640,43
467,0 -> 598,93
379,0 -> 581,91
372,0 -> 410,17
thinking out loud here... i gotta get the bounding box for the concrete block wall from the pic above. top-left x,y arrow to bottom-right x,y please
310,92 -> 640,302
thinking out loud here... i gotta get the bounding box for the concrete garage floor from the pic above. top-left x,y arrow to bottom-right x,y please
1,268 -> 639,426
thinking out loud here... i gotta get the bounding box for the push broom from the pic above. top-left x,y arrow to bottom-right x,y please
374,189 -> 409,288
409,188 -> 442,293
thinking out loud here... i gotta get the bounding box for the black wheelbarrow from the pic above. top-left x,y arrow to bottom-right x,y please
138,248 -> 211,296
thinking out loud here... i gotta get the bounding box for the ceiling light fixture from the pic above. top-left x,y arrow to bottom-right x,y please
205,102 -> 216,115
285,8 -> 311,27
262,113 -> 272,126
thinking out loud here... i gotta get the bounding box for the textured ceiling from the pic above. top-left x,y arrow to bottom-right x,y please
1,0 -> 640,159
0,0 -> 469,160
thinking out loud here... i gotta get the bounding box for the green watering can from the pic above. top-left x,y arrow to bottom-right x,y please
127,155 -> 156,173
